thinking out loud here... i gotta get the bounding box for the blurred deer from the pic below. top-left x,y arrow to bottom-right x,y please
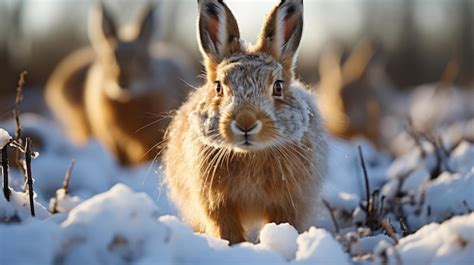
316,41 -> 396,146
45,3 -> 193,165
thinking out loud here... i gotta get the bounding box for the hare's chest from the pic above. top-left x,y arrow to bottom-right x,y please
220,162 -> 295,204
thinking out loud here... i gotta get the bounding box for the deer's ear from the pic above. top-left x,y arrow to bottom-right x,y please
89,3 -> 118,51
256,0 -> 303,68
137,5 -> 156,44
197,0 -> 241,68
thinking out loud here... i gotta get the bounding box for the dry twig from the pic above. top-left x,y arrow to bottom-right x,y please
406,117 -> 426,157
14,71 -> 27,176
14,71 -> 27,142
62,160 -> 75,194
51,160 -> 75,213
381,219 -> 399,244
25,137 -> 35,217
2,146 -> 10,201
463,200 -> 473,213
358,146 -> 380,229
399,218 -> 409,236
322,199 -> 341,233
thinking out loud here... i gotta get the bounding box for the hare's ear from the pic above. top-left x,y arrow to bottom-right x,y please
341,40 -> 374,85
319,47 -> 343,93
197,0 -> 241,68
256,0 -> 303,68
137,5 -> 156,44
89,3 -> 118,50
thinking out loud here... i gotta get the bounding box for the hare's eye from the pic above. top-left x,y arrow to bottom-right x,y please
273,80 -> 284,97
214,81 -> 223,96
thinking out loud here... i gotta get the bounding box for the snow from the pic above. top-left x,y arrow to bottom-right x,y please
59,184 -> 170,265
259,222 -> 299,260
0,220 -> 60,265
0,188 -> 50,222
295,227 -> 350,264
49,188 -> 83,213
449,141 -> 474,174
375,213 -> 474,265
1,103 -> 474,265
0,128 -> 11,149
350,234 -> 395,257
8,189 -> 50,220
422,171 -> 474,224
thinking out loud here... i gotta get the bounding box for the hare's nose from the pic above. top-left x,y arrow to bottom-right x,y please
231,111 -> 261,135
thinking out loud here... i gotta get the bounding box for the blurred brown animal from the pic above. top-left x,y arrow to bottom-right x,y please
45,4 -> 192,165
316,41 -> 396,146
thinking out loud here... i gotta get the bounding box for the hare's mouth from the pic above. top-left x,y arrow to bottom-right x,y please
232,137 -> 267,152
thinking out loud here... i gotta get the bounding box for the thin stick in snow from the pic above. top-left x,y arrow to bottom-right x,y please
322,199 -> 340,234
399,217 -> 409,236
463,200 -> 473,213
2,147 -> 10,201
381,219 -> 399,244
51,160 -> 75,213
14,71 -> 27,143
14,71 -> 27,177
25,137 -> 35,217
62,160 -> 75,195
406,117 -> 426,157
358,146 -> 371,214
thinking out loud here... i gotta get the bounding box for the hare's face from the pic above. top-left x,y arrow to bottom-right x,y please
89,3 -> 155,100
192,0 -> 307,152
101,42 -> 152,94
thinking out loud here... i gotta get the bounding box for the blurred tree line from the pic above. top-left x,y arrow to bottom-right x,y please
0,0 -> 472,102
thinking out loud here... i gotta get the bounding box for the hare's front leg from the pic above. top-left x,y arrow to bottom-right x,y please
205,203 -> 245,244
265,204 -> 306,232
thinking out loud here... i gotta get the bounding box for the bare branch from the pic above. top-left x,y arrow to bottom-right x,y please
399,217 -> 409,236
463,200 -> 473,213
358,146 -> 371,209
2,147 -> 10,201
381,219 -> 399,244
322,199 -> 340,234
406,117 -> 426,157
62,160 -> 75,194
14,71 -> 27,142
14,71 -> 27,177
25,137 -> 35,217
51,160 -> 75,213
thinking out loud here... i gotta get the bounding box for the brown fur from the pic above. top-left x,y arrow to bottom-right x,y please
45,47 -> 95,144
45,4 -> 192,165
317,40 -> 387,146
164,0 -> 327,244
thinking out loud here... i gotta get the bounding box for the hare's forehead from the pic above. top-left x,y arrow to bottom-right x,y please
114,42 -> 145,56
217,54 -> 283,84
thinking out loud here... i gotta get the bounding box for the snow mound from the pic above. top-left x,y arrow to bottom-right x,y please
259,222 -> 299,260
0,220 -> 60,265
59,184 -> 170,265
376,213 -> 474,265
49,188 -> 83,213
0,128 -> 11,148
0,189 -> 50,222
296,227 -> 350,264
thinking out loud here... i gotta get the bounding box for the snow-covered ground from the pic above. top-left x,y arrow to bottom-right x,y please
1,95 -> 473,265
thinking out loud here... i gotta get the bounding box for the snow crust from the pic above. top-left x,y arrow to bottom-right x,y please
1,107 -> 473,265
0,128 -> 11,149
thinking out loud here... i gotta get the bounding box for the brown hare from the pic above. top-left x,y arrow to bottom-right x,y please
163,0 -> 327,244
45,3 -> 192,165
316,41 -> 395,147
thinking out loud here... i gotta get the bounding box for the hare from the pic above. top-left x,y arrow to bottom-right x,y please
316,40 -> 396,146
163,0 -> 327,244
45,4 -> 192,165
